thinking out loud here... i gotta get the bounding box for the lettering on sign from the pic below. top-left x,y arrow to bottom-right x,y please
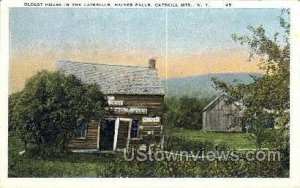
107,96 -> 115,101
109,107 -> 147,114
142,117 -> 160,123
108,100 -> 123,106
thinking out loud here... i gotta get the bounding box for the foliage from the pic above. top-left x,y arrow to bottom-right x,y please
163,97 -> 180,129
164,96 -> 211,130
9,70 -> 107,156
169,128 -> 256,149
9,135 -> 288,177
202,157 -> 288,177
163,136 -> 216,152
212,10 -> 290,149
8,91 -> 23,132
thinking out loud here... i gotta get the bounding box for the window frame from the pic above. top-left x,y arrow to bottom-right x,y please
130,119 -> 140,138
74,123 -> 88,139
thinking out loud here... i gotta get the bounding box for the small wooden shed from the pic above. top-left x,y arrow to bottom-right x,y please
202,94 -> 241,132
57,59 -> 164,151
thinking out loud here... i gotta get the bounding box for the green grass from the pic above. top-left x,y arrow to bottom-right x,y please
8,134 -> 122,177
168,128 -> 256,150
8,131 -> 287,177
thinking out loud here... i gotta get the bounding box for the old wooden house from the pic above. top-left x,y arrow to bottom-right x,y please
57,59 -> 164,151
202,94 -> 241,132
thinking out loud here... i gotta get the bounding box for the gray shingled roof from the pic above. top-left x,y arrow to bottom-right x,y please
57,60 -> 165,95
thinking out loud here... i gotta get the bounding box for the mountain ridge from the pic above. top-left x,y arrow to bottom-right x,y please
162,72 -> 262,99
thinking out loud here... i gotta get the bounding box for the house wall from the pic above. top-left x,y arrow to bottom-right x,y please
203,96 -> 241,132
110,94 -> 164,117
68,94 -> 164,150
107,94 -> 164,147
68,120 -> 99,149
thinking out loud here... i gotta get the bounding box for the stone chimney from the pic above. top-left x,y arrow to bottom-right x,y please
148,58 -> 156,69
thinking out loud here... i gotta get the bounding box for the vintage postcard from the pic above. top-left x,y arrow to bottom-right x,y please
1,0 -> 300,187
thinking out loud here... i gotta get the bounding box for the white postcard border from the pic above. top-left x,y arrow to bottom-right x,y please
1,1 -> 300,187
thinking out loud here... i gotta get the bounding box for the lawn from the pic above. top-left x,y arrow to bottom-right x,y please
8,131 -> 287,177
168,128 -> 256,150
8,134 -> 133,177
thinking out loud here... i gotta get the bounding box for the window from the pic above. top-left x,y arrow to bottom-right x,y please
130,119 -> 139,138
74,123 -> 87,138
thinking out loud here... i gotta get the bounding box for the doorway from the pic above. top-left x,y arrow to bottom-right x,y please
99,118 -> 132,151
99,119 -> 115,150
116,118 -> 132,150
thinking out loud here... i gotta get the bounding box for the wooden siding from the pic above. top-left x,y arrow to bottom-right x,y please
110,94 -> 164,117
203,95 -> 241,132
117,120 -> 130,149
68,120 -> 99,149
112,95 -> 164,148
69,94 -> 164,150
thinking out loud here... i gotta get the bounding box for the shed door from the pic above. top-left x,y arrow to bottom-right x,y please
116,118 -> 132,150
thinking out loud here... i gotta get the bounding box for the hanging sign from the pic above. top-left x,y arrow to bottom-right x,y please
142,117 -> 161,123
107,96 -> 115,101
109,107 -> 147,115
108,100 -> 123,106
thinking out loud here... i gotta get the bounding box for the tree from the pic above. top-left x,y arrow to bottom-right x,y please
8,91 -> 22,132
10,70 -> 107,156
212,10 -> 289,149
164,96 -> 210,130
177,96 -> 207,130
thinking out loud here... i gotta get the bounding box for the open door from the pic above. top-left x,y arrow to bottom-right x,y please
99,118 -> 132,151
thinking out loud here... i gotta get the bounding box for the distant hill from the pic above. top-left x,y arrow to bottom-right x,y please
162,73 -> 262,99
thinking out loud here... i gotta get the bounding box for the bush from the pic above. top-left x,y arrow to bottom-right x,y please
9,134 -> 289,177
9,71 -> 107,157
163,136 -> 227,152
164,96 -> 211,130
8,92 -> 22,132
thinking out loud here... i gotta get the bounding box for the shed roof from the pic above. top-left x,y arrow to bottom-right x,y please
202,94 -> 240,112
202,94 -> 227,111
57,60 -> 165,95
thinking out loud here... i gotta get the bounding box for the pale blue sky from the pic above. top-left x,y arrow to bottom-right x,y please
168,8 -> 284,53
10,8 -> 285,56
10,8 -> 167,55
9,8 -> 288,93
